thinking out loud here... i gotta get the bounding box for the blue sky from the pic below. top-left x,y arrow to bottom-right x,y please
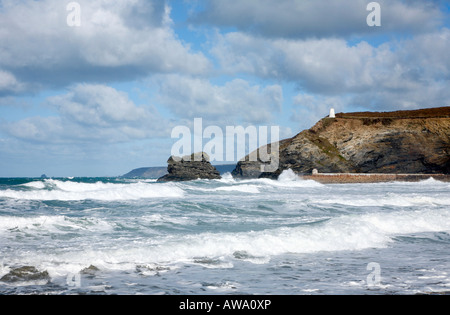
0,0 -> 449,177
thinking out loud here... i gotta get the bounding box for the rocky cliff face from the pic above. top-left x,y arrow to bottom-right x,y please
158,152 -> 221,182
232,107 -> 450,179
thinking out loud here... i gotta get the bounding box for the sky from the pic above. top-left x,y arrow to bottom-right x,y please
0,0 -> 449,177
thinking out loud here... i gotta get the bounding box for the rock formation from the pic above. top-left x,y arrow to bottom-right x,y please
0,266 -> 50,283
158,152 -> 221,182
232,107 -> 450,179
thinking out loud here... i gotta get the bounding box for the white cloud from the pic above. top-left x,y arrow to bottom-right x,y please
0,70 -> 24,94
292,94 -> 352,128
211,32 -> 383,92
47,84 -> 151,127
3,116 -> 64,143
191,0 -> 443,39
0,0 -> 211,94
3,84 -> 170,144
155,75 -> 283,125
211,28 -> 450,111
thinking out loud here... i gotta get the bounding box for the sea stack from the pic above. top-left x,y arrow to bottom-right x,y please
157,152 -> 221,182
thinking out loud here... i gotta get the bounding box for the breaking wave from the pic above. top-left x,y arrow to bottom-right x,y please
0,179 -> 184,201
4,207 -> 449,281
217,169 -> 323,189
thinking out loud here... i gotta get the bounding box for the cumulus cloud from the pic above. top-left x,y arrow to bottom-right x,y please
211,33 -> 377,93
3,84 -> 169,144
0,70 -> 24,94
47,84 -> 151,127
0,0 -> 211,95
291,94 -> 353,128
211,28 -> 450,111
191,0 -> 443,39
154,75 -> 283,125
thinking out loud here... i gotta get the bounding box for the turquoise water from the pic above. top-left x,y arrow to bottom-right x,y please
0,171 -> 449,295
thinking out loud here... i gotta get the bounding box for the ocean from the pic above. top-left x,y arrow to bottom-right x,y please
0,170 -> 449,295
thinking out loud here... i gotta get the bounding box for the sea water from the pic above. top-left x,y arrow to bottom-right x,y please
0,170 -> 449,295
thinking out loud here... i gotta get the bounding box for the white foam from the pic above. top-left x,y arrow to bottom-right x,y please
215,185 -> 260,194
0,264 -> 10,279
276,169 -> 324,186
359,209 -> 450,235
217,172 -> 235,183
415,177 -> 446,185
140,214 -> 196,226
0,180 -> 184,201
220,170 -> 323,190
195,181 -> 261,194
3,177 -> 450,281
1,207 -> 447,283
316,193 -> 450,207
14,207 -> 448,280
204,281 -> 240,292
253,178 -> 323,189
21,181 -> 46,189
170,208 -> 450,259
278,169 -> 300,181
215,169 -> 323,189
0,215 -> 114,235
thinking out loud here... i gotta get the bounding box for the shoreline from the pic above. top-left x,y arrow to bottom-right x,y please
301,173 -> 450,184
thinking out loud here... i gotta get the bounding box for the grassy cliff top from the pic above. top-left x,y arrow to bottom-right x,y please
335,106 -> 450,119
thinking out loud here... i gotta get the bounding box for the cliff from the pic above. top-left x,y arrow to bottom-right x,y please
232,107 -> 450,179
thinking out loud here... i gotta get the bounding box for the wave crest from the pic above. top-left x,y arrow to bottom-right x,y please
1,180 -> 184,201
